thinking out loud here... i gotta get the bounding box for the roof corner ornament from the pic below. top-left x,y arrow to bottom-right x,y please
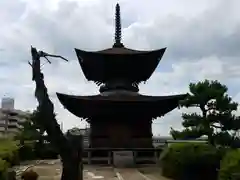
113,3 -> 124,48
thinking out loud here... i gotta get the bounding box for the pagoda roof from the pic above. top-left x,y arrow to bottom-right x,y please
56,92 -> 187,120
92,46 -> 161,54
75,47 -> 166,84
74,4 -> 167,84
76,46 -> 166,55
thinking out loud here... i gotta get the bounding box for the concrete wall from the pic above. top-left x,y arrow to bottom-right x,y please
152,136 -> 208,147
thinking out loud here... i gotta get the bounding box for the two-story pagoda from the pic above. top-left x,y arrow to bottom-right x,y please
57,4 -> 187,148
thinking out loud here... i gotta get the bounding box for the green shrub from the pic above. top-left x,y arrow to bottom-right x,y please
0,140 -> 19,166
18,143 -> 36,161
19,141 -> 58,160
21,170 -> 39,180
35,143 -> 58,159
160,143 -> 220,180
218,149 -> 240,180
0,158 -> 9,180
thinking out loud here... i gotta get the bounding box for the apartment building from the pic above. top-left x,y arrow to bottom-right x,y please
0,97 -> 30,137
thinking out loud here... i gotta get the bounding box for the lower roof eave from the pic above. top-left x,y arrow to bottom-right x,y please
56,92 -> 188,119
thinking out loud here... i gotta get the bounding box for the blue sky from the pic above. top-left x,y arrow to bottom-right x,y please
0,0 -> 240,136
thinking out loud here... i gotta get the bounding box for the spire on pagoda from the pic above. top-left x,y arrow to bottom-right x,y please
113,3 -> 124,48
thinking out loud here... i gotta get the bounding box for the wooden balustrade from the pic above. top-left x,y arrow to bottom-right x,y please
81,148 -> 163,165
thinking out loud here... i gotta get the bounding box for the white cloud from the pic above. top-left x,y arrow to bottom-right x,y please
0,0 -> 240,136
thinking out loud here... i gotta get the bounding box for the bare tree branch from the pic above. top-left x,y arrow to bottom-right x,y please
38,51 -> 69,63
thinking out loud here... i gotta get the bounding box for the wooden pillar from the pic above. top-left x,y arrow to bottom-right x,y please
66,132 -> 83,180
133,151 -> 137,164
88,151 -> 91,164
154,151 -> 158,164
108,151 -> 111,165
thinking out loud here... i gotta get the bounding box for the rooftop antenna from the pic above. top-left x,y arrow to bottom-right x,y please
113,3 -> 124,48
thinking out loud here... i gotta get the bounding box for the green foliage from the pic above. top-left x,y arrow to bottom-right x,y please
35,143 -> 58,159
16,110 -> 58,160
160,143 -> 220,180
0,139 -> 19,180
18,140 -> 58,161
0,139 -> 19,166
218,149 -> 240,180
16,110 -> 44,142
171,79 -> 240,147
0,159 -> 8,180
170,127 -> 203,140
18,142 -> 36,161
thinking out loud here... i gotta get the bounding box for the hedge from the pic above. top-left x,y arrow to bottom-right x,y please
160,143 -> 221,180
218,149 -> 240,180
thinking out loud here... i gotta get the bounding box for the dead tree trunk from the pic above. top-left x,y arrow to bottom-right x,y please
62,132 -> 83,180
29,46 -> 82,180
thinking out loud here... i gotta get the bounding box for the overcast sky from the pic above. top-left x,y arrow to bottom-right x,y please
0,0 -> 240,136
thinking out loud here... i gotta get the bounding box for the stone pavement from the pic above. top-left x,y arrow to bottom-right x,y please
115,168 -> 147,180
22,159 -> 169,180
13,160 -> 40,179
137,166 -> 171,180
84,166 -> 119,180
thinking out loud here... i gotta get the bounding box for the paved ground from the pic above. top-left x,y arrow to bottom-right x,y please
18,160 -> 170,180
13,160 -> 39,179
115,168 -> 147,180
138,166 -> 171,180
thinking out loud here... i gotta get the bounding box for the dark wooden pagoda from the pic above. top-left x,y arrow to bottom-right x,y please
56,4 -> 187,148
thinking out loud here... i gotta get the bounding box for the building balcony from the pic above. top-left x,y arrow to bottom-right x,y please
7,127 -> 19,133
7,124 -> 18,129
0,120 -> 6,125
0,126 -> 6,132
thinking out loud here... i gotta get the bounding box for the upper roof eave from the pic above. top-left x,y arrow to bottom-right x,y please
74,47 -> 167,56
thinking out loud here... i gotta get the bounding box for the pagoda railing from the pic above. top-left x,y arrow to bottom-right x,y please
81,148 -> 163,165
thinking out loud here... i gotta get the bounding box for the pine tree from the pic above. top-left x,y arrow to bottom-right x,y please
170,79 -> 240,147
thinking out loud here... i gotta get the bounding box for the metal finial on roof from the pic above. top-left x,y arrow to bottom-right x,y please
113,3 -> 124,48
